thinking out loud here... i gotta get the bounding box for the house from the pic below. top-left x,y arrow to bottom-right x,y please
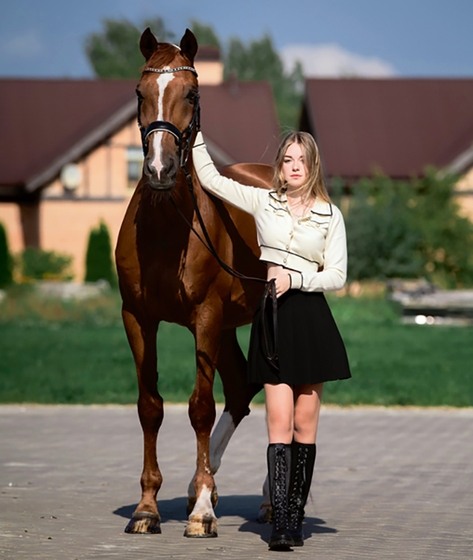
300,78 -> 473,219
0,68 -> 279,280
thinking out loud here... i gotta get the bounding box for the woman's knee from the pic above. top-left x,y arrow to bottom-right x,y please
266,409 -> 293,439
293,409 -> 314,437
293,384 -> 323,441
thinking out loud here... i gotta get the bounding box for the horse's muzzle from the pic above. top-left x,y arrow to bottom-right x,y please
144,159 -> 178,191
145,177 -> 176,192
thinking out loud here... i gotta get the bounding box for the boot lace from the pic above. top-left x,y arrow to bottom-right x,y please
288,445 -> 308,528
273,445 -> 289,530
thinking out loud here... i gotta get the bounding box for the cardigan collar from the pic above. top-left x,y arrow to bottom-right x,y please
268,190 -> 333,217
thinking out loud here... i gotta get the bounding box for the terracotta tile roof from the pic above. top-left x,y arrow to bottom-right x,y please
0,77 -> 279,193
0,78 -> 135,189
301,78 -> 473,180
200,80 -> 280,165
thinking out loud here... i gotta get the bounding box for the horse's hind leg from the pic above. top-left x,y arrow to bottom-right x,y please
211,328 -> 261,470
122,309 -> 163,534
214,328 -> 271,522
186,328 -> 264,515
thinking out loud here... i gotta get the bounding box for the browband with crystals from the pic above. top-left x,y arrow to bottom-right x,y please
142,66 -> 198,77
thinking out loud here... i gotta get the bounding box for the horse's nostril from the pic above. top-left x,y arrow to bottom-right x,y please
145,161 -> 158,177
163,159 -> 178,177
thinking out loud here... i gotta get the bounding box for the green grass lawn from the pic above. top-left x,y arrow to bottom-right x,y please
1,287 -> 472,406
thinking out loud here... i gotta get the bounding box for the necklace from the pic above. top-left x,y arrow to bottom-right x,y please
288,196 -> 314,219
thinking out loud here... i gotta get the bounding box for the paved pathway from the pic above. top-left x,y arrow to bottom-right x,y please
1,404 -> 472,559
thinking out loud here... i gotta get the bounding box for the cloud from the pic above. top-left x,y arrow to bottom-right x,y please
1,30 -> 46,58
280,43 -> 397,78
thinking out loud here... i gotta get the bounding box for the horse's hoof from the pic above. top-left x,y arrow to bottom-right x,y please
184,514 -> 218,538
125,511 -> 161,534
257,502 -> 272,524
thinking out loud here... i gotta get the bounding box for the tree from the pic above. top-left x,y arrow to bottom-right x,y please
225,35 -> 303,130
344,170 -> 473,288
190,20 -> 221,49
0,222 -> 13,287
84,15 -> 303,129
85,17 -> 175,78
345,177 -> 422,282
410,168 -> 473,287
84,221 -> 117,287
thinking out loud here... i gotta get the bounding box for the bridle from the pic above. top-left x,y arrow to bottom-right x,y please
136,63 -> 279,371
137,65 -> 200,168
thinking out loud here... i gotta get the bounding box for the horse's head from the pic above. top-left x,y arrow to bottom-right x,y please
137,28 -> 199,191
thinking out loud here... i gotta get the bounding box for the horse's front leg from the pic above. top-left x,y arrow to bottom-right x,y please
184,305 -> 222,538
122,308 -> 163,534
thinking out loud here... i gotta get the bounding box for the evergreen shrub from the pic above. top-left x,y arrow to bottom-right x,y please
84,221 -> 117,287
0,222 -> 13,287
20,247 -> 73,281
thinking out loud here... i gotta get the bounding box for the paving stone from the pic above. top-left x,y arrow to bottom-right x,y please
0,404 -> 472,559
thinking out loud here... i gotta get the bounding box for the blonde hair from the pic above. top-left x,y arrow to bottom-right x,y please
273,131 -> 331,203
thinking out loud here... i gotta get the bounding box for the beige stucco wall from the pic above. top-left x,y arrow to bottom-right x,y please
0,203 -> 23,255
194,60 -> 224,85
455,166 -> 473,222
0,119 -> 142,281
40,199 -> 131,280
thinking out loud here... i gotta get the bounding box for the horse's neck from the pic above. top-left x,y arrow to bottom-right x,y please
137,172 -> 207,235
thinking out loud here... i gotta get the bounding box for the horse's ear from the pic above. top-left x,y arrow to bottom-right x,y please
140,27 -> 159,61
180,29 -> 198,65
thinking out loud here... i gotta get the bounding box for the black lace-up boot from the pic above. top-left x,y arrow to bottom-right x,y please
267,443 -> 294,550
288,442 -> 316,546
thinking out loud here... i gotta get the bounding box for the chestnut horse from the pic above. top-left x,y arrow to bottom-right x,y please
116,28 -> 274,537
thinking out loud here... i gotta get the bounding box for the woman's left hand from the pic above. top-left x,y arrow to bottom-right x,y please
273,271 -> 292,298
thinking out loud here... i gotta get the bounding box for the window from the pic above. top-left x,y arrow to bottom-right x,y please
127,146 -> 144,190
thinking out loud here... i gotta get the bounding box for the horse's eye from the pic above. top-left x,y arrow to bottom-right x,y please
186,90 -> 198,104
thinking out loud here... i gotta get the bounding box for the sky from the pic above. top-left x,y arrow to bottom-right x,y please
0,0 -> 472,79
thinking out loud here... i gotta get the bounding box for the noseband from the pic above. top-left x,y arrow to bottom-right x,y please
137,65 -> 200,167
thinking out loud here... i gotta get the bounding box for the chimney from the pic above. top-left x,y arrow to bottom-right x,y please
194,45 -> 223,85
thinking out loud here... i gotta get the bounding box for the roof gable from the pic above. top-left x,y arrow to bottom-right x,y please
301,78 -> 473,179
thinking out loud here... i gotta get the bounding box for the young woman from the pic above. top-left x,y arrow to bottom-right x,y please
192,130 -> 351,550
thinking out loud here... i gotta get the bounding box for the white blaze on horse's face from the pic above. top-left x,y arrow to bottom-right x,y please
149,69 -> 175,177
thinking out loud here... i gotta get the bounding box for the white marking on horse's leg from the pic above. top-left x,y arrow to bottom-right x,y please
209,410 -> 236,473
148,71 -> 174,176
187,410 -> 236,499
190,484 -> 215,517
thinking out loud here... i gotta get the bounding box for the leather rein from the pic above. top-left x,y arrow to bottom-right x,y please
137,65 -> 279,370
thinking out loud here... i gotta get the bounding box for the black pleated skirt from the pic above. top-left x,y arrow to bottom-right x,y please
248,290 -> 352,385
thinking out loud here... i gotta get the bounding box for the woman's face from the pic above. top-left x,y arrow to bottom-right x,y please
282,142 -> 308,192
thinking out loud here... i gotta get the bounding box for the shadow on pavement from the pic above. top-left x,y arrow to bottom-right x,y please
114,494 -> 337,542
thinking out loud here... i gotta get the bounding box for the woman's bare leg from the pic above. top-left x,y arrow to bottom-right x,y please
293,383 -> 324,444
264,383 -> 295,444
